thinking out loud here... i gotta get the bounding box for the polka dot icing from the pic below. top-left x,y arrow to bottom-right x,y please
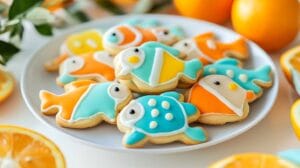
148,99 -> 156,107
151,109 -> 159,118
161,101 -> 170,109
226,69 -> 234,78
165,113 -> 173,121
149,121 -> 158,129
239,74 -> 248,83
209,68 -> 216,74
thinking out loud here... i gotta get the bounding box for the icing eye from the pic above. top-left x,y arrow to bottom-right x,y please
129,109 -> 135,115
134,48 -> 139,53
163,30 -> 169,35
114,87 -> 120,92
214,81 -> 221,85
61,57 -> 84,74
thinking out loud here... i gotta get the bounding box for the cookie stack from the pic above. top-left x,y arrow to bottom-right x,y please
39,19 -> 273,148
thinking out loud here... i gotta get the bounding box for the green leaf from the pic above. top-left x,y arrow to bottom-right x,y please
95,0 -> 125,15
0,40 -> 20,65
8,0 -> 42,20
34,23 -> 52,36
10,23 -> 24,40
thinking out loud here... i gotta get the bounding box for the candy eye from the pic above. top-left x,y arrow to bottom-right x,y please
114,87 -> 120,92
134,48 -> 139,53
111,33 -> 116,36
184,42 -> 188,47
72,60 -> 76,64
163,30 -> 169,35
129,109 -> 135,115
214,81 -> 221,85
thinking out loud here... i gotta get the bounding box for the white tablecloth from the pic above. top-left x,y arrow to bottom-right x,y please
1,22 -> 299,168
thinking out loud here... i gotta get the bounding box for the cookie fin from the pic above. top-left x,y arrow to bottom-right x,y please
124,130 -> 146,147
39,90 -> 59,114
226,38 -> 249,60
161,91 -> 181,100
143,42 -> 180,57
183,59 -> 202,80
278,149 -> 300,166
181,102 -> 198,117
254,65 -> 272,84
215,58 -> 240,66
184,127 -> 207,142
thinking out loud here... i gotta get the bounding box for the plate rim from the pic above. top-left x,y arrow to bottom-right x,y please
20,14 -> 279,154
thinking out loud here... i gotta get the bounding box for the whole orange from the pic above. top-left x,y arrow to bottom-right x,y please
232,0 -> 299,52
173,0 -> 233,24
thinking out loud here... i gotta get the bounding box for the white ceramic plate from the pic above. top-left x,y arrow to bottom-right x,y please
21,14 -> 279,154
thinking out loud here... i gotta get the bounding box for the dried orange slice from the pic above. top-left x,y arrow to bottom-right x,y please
280,46 -> 300,84
0,67 -> 14,103
291,99 -> 300,140
209,153 -> 298,168
0,125 -> 65,168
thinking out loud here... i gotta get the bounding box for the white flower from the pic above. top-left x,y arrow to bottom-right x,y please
25,7 -> 55,25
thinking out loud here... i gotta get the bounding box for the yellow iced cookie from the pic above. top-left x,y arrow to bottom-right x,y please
0,67 -> 14,103
209,153 -> 298,168
0,125 -> 65,168
45,29 -> 104,71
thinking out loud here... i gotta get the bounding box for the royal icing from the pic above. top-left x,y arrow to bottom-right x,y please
118,92 -> 207,146
40,82 -> 132,127
204,58 -> 272,95
173,32 -> 248,64
57,51 -> 115,85
188,75 -> 249,119
115,42 -> 202,92
278,149 -> 300,166
103,24 -> 183,55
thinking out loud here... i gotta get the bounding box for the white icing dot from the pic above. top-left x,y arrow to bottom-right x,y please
149,121 -> 158,129
151,109 -> 159,118
206,39 -> 217,49
226,69 -> 234,78
148,99 -> 156,107
86,39 -> 97,48
73,41 -> 81,47
239,74 -> 248,82
165,113 -> 173,121
161,101 -> 170,109
209,68 -> 216,74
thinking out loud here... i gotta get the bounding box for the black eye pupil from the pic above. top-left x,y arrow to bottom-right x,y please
114,87 -> 120,92
214,81 -> 221,85
163,31 -> 169,35
129,109 -> 135,115
72,60 -> 76,63
112,33 -> 116,36
134,48 -> 139,53
184,42 -> 188,47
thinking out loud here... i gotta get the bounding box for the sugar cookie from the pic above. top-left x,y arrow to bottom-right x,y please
103,24 -> 184,55
57,51 -> 115,86
203,58 -> 272,102
117,91 -> 207,148
40,82 -> 132,128
187,75 -> 251,125
45,29 -> 104,71
173,32 -> 248,64
114,42 -> 203,93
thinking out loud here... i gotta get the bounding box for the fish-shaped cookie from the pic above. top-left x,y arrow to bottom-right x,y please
40,81 -> 132,128
114,42 -> 203,93
203,58 -> 272,102
57,51 -> 115,86
173,32 -> 248,65
118,91 -> 207,148
45,29 -> 104,71
103,24 -> 184,55
187,75 -> 252,125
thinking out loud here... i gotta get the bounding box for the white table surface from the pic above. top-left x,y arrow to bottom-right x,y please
1,22 -> 300,168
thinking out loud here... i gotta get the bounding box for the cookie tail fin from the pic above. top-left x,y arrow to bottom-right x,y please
39,90 -> 59,115
225,38 -> 249,60
183,59 -> 202,80
44,53 -> 68,72
184,127 -> 207,143
255,66 -> 272,85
